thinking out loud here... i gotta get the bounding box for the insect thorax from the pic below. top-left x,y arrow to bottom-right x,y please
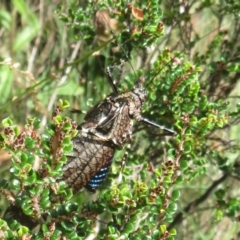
80,85 -> 146,147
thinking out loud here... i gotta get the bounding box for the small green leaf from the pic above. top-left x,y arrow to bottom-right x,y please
168,203 -> 178,212
26,118 -> 35,125
2,117 -> 13,127
216,120 -> 224,128
20,153 -> 28,163
65,202 -> 78,212
23,207 -> 33,216
63,137 -> 71,145
24,171 -> 37,185
215,209 -> 223,221
170,228 -> 177,235
25,136 -> 35,149
40,198 -> 51,208
165,217 -> 174,223
63,144 -> 73,152
12,179 -> 21,190
123,222 -> 134,233
41,224 -> 48,233
175,175 -> 184,184
163,176 -> 172,183
0,179 -> 8,189
29,186 -> 41,195
108,226 -> 116,234
9,220 -> 21,230
171,190 -> 180,201
6,230 -> 15,238
183,143 -> 192,153
17,226 -> 29,237
20,164 -> 32,176
160,224 -> 167,233
61,221 -> 75,231
64,188 -> 73,200
33,119 -> 41,129
180,160 -> 188,170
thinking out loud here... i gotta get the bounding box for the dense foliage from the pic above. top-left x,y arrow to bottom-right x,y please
0,0 -> 240,239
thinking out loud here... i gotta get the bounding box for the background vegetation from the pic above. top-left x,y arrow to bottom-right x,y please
0,0 -> 240,239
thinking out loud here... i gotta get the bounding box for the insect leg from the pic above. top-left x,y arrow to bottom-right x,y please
141,117 -> 175,135
106,60 -> 126,93
116,143 -> 132,186
106,66 -> 119,93
112,214 -> 121,231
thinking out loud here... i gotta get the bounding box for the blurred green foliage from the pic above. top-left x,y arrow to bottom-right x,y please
0,0 -> 240,239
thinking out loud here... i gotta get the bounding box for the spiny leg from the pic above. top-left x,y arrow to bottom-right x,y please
117,143 -> 132,185
106,65 -> 119,93
140,117 -> 175,135
112,214 -> 121,231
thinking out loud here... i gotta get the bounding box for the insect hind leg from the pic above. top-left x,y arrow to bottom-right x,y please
116,143 -> 131,185
140,117 -> 175,135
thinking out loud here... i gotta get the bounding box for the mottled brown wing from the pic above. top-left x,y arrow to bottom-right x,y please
105,104 -> 133,146
63,131 -> 114,193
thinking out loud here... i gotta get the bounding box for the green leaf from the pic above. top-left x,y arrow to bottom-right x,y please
171,190 -> 180,201
163,176 -> 172,183
33,118 -> 41,129
215,209 -> 223,221
123,222 -> 134,233
168,203 -> 178,212
62,100 -> 70,108
17,226 -> 29,237
63,144 -> 73,152
9,220 -> 21,231
23,207 -> 33,216
2,117 -> 13,127
12,179 -> 21,190
25,136 -> 35,149
63,137 -> 71,145
24,171 -> 37,185
29,186 -> 41,195
170,228 -> 177,235
61,221 -> 75,231
41,224 -> 48,233
65,202 -> 78,212
160,225 -> 167,233
175,175 -> 184,184
41,188 -> 50,198
0,179 -> 8,189
20,153 -> 28,163
180,160 -> 188,170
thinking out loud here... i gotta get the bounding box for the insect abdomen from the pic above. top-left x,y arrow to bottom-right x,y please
63,133 -> 114,193
85,158 -> 113,192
